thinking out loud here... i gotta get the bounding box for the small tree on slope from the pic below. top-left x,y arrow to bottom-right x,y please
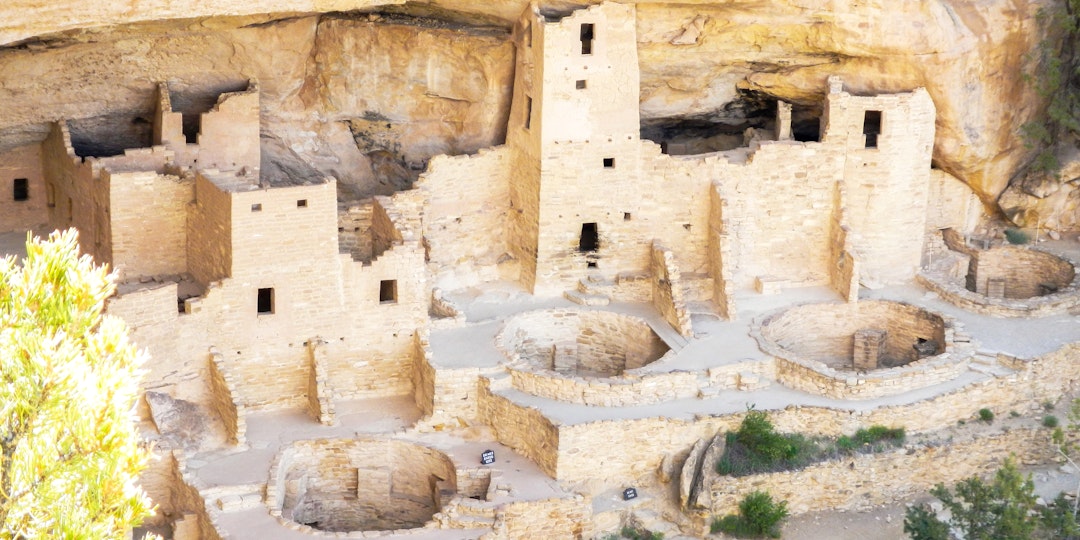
0,230 -> 153,538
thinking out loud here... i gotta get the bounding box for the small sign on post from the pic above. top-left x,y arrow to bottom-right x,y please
622,487 -> 637,501
481,449 -> 496,465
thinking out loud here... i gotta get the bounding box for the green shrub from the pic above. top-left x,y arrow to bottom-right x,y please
711,491 -> 789,538
619,526 -> 663,540
979,408 -> 995,423
1005,228 -> 1030,245
1044,415 -> 1060,428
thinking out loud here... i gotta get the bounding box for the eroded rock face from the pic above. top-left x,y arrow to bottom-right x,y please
0,0 -> 1064,219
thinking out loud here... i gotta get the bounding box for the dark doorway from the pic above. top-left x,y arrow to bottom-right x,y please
13,178 -> 28,201
580,23 -> 594,55
863,110 -> 882,148
257,287 -> 274,314
579,223 -> 599,252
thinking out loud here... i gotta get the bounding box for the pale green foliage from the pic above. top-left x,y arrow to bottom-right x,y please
0,230 -> 154,538
1021,0 -> 1080,173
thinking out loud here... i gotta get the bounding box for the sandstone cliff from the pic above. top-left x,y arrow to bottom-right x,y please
0,0 -> 1066,221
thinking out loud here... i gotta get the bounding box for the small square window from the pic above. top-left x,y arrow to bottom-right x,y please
13,178 -> 28,202
576,80 -> 587,90
257,287 -> 274,314
603,158 -> 615,168
379,280 -> 398,304
623,212 -> 632,221
251,203 -> 262,212
297,199 -> 308,208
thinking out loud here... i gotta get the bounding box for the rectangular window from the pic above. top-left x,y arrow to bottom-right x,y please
297,199 -> 308,208
380,280 -> 398,304
576,80 -> 587,90
525,96 -> 533,130
603,158 -> 615,168
257,287 -> 274,314
579,222 -> 599,252
251,203 -> 262,212
580,23 -> 594,55
12,178 -> 28,201
863,110 -> 882,148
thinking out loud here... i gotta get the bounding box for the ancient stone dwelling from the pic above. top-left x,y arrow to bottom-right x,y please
5,1 -> 1080,539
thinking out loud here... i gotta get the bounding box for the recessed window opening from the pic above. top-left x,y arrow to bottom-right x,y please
576,80 -> 587,90
12,178 -> 28,201
251,203 -> 262,212
257,287 -> 274,314
587,261 -> 598,268
579,222 -> 599,252
380,279 -> 398,304
182,113 -> 201,144
623,212 -> 632,221
297,199 -> 308,208
603,158 -> 615,168
863,110 -> 882,148
580,23 -> 594,55
45,183 -> 55,207
525,96 -> 533,130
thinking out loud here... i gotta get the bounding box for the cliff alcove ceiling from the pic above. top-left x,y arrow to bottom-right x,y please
0,0 -> 1062,222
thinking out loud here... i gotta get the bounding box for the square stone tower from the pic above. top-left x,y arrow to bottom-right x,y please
505,2 -> 644,295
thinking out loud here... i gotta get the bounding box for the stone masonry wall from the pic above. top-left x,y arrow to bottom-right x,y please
418,146 -> 512,289
107,169 -> 191,279
708,427 -> 1054,515
650,241 -> 693,337
0,143 -> 48,233
969,246 -> 1076,299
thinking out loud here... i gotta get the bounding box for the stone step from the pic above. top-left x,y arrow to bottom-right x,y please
563,289 -> 610,306
577,276 -> 615,296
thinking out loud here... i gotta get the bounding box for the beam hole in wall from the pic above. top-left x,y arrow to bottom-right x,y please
297,199 -> 308,208
580,23 -> 594,55
603,157 -> 614,168
863,110 -> 882,148
579,223 -> 599,252
12,178 -> 28,201
576,80 -> 587,90
251,203 -> 262,212
257,287 -> 274,314
380,280 -> 398,304
623,212 -> 632,221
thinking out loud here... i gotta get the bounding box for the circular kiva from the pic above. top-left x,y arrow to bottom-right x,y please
759,300 -> 947,370
918,245 -> 1080,317
267,438 -> 456,533
496,309 -> 670,378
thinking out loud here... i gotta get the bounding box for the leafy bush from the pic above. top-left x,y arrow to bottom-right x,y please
979,408 -> 995,423
904,457 -> 1080,540
711,491 -> 789,538
618,526 -> 663,540
1004,228 -> 1030,245
717,410 -> 904,476
1045,415 -> 1061,428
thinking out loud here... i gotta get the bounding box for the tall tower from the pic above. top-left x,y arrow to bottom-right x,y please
506,1 -> 643,295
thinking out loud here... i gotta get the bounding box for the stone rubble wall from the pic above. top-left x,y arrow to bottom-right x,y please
707,427 -> 1055,515
418,146 -> 513,289
535,342 -> 1080,487
480,495 -> 592,540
